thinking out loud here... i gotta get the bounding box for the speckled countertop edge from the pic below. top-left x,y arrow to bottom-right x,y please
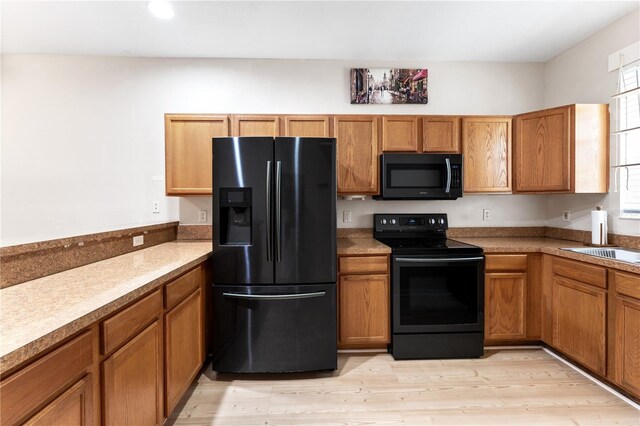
338,235 -> 640,274
0,241 -> 212,375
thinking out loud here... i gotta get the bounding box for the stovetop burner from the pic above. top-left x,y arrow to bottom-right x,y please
373,213 -> 482,255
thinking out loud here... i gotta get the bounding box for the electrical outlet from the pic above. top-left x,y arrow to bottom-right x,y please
483,209 -> 491,221
133,235 -> 144,247
342,210 -> 352,223
152,201 -> 160,213
198,210 -> 207,222
563,211 -> 571,222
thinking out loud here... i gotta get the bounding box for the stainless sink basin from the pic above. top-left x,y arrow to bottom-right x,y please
563,247 -> 640,264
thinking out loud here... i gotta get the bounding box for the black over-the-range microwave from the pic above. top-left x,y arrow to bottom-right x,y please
375,153 -> 463,200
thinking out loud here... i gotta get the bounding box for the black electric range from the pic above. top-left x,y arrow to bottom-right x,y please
374,214 -> 485,360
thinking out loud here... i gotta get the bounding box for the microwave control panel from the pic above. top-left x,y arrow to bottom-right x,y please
451,164 -> 462,188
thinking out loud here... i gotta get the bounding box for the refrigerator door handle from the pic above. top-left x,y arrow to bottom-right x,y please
222,291 -> 326,301
275,160 -> 282,262
266,161 -> 272,262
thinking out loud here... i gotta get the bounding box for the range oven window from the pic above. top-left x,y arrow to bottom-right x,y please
387,164 -> 444,188
396,263 -> 479,326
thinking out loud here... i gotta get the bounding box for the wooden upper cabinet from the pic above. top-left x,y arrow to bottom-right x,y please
381,116 -> 418,152
165,114 -> 228,196
514,104 -> 609,193
461,116 -> 512,193
232,115 -> 280,137
283,115 -> 331,137
422,116 -> 460,153
334,116 -> 379,194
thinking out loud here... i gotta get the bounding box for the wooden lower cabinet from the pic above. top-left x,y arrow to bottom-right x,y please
484,254 -> 529,343
24,375 -> 92,426
338,274 -> 390,347
102,321 -> 163,426
0,331 -> 95,425
610,270 -> 640,396
164,288 -> 203,416
485,272 -> 527,341
552,275 -> 606,375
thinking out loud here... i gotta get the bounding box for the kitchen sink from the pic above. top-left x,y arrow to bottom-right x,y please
563,247 -> 640,264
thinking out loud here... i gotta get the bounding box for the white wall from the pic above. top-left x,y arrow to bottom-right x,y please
544,9 -> 640,236
1,56 -> 546,245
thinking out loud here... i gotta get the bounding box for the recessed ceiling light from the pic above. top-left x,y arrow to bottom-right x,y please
148,0 -> 174,20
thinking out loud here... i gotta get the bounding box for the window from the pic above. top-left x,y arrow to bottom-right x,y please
615,61 -> 640,219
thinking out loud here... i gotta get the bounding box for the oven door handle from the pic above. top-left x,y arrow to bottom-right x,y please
395,256 -> 484,263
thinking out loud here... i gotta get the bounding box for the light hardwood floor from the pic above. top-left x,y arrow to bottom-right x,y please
167,349 -> 640,425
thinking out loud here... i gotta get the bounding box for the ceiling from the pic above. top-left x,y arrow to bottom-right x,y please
1,1 -> 638,62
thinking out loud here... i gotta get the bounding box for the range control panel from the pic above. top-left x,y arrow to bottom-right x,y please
374,214 -> 448,232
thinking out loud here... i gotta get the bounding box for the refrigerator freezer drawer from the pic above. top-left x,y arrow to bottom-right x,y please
211,283 -> 337,373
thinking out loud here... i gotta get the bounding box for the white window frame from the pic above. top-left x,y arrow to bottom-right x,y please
614,60 -> 640,220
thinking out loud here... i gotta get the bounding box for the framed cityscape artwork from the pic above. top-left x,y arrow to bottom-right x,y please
350,68 -> 428,104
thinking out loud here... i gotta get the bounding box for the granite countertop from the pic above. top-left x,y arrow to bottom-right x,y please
337,234 -> 640,274
455,237 -> 640,274
337,237 -> 391,255
0,241 -> 212,375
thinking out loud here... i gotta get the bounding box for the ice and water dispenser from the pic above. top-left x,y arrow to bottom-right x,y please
219,188 -> 252,245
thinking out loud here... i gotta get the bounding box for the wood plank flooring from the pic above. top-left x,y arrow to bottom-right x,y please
166,349 -> 640,425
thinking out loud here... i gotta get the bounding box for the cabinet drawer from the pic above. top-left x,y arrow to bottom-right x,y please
165,266 -> 201,309
0,331 -> 93,425
101,290 -> 162,354
552,257 -> 606,289
485,254 -> 527,272
612,270 -> 640,300
339,256 -> 388,274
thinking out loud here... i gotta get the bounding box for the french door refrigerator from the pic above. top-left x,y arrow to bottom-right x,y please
211,136 -> 337,373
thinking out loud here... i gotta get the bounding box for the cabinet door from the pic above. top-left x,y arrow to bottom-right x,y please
24,376 -> 92,426
338,274 -> 389,347
164,289 -> 203,417
103,321 -> 162,426
611,271 -> 640,396
381,116 -> 418,152
232,115 -> 280,137
461,117 -> 512,192
514,106 -> 571,192
283,115 -> 330,137
552,276 -> 606,375
422,116 -> 460,153
334,116 -> 379,194
165,114 -> 228,196
613,294 -> 640,395
485,272 -> 527,341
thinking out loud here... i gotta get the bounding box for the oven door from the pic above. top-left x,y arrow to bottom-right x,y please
392,254 -> 484,334
379,154 -> 462,200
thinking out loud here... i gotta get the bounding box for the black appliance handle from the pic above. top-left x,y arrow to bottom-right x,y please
222,291 -> 326,301
395,256 -> 484,263
275,160 -> 282,262
445,157 -> 451,193
266,160 -> 272,262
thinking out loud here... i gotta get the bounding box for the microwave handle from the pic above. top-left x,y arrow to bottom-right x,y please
445,158 -> 451,193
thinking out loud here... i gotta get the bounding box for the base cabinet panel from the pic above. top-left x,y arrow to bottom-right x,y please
552,276 -> 606,375
485,272 -> 527,341
338,274 -> 390,347
165,289 -> 203,416
102,321 -> 162,426
24,376 -> 92,426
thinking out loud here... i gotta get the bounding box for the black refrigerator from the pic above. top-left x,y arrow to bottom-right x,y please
211,136 -> 337,373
